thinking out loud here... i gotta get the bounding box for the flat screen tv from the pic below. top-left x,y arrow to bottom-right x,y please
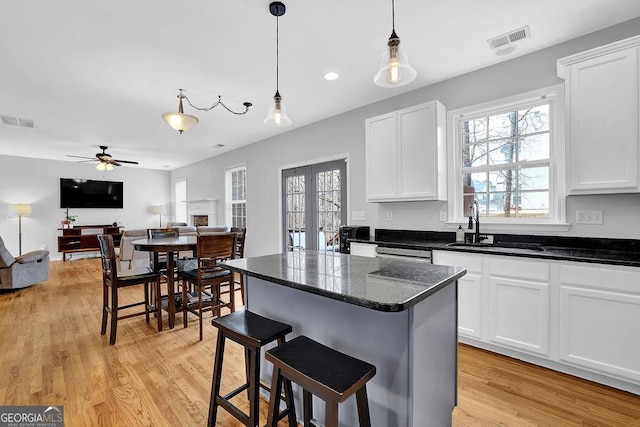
60,178 -> 124,209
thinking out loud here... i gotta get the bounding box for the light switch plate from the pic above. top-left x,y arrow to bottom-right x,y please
439,211 -> 447,222
351,211 -> 365,221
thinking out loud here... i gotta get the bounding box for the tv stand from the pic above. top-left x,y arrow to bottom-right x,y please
57,225 -> 124,262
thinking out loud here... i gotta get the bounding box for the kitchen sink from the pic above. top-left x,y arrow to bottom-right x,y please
447,242 -> 545,251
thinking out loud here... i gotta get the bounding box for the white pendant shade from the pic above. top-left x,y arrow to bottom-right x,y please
373,38 -> 417,88
264,93 -> 291,127
162,111 -> 199,134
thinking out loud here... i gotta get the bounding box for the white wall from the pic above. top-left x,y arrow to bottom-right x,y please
0,155 -> 170,259
171,18 -> 640,257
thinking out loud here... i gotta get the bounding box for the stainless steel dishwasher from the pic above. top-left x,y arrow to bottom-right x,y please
375,246 -> 432,263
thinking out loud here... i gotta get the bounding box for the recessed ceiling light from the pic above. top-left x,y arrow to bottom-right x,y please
324,72 -> 339,81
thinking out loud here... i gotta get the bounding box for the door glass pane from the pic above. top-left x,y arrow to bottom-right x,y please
316,168 -> 341,252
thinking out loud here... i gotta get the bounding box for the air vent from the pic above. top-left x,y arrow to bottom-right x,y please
488,26 -> 531,51
1,115 -> 35,128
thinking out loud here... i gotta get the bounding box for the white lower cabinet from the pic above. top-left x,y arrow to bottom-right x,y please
432,251 -> 483,339
487,258 -> 550,356
558,263 -> 640,383
433,250 -> 640,393
349,242 -> 377,258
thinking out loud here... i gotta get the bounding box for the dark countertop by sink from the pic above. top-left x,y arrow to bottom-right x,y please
350,229 -> 640,268
222,250 -> 466,312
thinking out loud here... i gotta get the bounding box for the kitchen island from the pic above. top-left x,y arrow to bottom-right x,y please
222,250 -> 466,427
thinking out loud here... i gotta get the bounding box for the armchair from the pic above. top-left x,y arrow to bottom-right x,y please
0,236 -> 50,290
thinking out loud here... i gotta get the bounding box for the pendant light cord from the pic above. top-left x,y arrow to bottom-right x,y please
276,14 -> 280,93
392,0 -> 395,32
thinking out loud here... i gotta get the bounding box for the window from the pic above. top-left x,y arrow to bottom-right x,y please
226,165 -> 247,228
450,86 -> 566,228
174,178 -> 187,223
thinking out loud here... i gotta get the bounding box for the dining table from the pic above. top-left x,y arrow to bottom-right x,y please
132,235 -> 197,329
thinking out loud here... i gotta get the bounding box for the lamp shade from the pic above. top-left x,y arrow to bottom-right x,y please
11,203 -> 32,216
96,162 -> 114,171
373,35 -> 417,88
151,205 -> 165,215
162,111 -> 199,134
264,92 -> 291,127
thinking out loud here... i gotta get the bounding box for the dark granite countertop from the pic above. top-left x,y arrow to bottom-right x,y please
222,251 -> 466,312
350,229 -> 640,267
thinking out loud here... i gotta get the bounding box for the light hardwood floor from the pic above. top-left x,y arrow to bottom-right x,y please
1,258 -> 639,426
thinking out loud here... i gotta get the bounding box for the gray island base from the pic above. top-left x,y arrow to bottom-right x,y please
223,251 -> 466,427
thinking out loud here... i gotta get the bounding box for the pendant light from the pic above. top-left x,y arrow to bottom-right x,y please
264,1 -> 292,127
162,89 -> 199,134
373,0 -> 417,88
162,89 -> 252,134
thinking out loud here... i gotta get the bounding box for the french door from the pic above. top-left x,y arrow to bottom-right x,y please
282,159 -> 346,252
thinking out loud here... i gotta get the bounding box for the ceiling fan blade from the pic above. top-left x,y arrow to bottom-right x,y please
66,155 -> 95,160
113,159 -> 139,164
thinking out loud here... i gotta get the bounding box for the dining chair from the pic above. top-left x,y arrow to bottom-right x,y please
228,227 -> 246,303
98,234 -> 162,345
178,232 -> 236,341
147,228 -> 179,273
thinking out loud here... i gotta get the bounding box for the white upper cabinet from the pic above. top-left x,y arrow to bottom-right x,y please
558,35 -> 640,194
365,100 -> 447,202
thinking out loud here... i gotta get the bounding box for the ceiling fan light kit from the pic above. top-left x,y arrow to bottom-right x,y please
264,1 -> 292,127
162,89 -> 252,134
373,0 -> 417,88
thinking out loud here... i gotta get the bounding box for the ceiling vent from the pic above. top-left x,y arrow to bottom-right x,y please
1,115 -> 35,128
487,26 -> 531,54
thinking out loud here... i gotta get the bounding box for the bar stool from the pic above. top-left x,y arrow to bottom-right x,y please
265,335 -> 377,427
208,310 -> 296,427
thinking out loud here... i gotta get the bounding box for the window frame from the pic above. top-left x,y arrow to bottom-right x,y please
174,178 -> 187,224
225,164 -> 247,229
447,85 -> 569,232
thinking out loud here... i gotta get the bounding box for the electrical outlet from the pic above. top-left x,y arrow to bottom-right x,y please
576,210 -> 604,224
386,211 -> 393,221
439,211 -> 447,222
351,211 -> 365,221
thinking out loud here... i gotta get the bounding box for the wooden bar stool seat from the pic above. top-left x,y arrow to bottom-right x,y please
265,335 -> 376,427
208,310 -> 296,427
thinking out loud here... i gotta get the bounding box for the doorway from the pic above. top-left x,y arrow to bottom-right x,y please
282,159 -> 347,252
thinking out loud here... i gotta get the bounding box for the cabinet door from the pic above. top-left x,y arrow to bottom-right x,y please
365,113 -> 398,201
398,103 -> 438,200
433,251 -> 483,339
564,44 -> 640,193
349,242 -> 377,258
559,263 -> 640,383
487,258 -> 550,356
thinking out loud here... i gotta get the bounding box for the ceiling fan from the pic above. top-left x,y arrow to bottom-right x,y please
66,146 -> 139,170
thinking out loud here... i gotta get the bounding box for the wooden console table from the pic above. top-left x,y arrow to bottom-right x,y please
57,225 -> 124,261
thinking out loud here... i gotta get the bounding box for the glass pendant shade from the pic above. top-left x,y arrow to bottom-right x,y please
162,95 -> 199,134
264,92 -> 291,127
373,32 -> 417,88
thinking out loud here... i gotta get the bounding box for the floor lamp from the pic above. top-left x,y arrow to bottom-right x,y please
11,203 -> 32,256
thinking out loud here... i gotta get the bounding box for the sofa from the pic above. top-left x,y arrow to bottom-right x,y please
0,236 -> 50,289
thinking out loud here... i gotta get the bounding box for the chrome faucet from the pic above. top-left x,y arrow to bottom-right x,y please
468,200 -> 482,244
